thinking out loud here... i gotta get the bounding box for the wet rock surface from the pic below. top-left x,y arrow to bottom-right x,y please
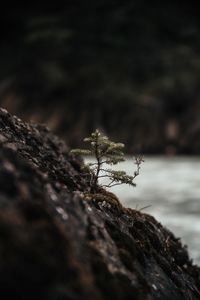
0,108 -> 199,300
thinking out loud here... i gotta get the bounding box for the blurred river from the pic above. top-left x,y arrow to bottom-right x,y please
86,156 -> 200,265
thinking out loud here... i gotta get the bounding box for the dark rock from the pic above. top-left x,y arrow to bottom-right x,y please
0,108 -> 199,299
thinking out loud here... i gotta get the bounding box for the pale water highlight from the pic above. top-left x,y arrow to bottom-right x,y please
86,156 -> 200,265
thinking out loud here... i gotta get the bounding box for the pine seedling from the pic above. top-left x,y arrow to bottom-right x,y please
70,129 -> 143,192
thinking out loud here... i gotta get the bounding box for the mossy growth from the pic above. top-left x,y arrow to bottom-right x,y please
83,189 -> 124,212
70,129 -> 144,194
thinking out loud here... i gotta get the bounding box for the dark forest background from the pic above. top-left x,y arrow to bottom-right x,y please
0,1 -> 200,154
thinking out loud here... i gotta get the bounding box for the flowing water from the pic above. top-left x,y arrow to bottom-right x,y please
86,156 -> 200,265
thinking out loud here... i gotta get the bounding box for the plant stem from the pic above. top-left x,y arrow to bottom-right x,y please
94,132 -> 101,189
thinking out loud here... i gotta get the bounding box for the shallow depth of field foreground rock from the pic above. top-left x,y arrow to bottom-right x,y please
0,108 -> 199,300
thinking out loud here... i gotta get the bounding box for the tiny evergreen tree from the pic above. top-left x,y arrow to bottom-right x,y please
70,129 -> 143,192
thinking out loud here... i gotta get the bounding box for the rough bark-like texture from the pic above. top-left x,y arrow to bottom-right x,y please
0,108 -> 199,300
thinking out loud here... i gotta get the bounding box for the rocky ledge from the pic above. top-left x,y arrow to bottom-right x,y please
0,108 -> 199,300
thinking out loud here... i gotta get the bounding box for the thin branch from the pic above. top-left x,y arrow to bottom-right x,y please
99,160 -> 109,165
97,175 -> 113,178
104,182 -> 124,188
99,168 -> 113,173
138,205 -> 152,211
107,178 -> 115,186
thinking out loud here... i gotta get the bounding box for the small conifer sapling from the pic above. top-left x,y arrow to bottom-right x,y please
70,129 -> 143,192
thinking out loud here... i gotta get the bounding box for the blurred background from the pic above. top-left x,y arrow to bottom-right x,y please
0,1 -> 200,154
1,2 -> 200,263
